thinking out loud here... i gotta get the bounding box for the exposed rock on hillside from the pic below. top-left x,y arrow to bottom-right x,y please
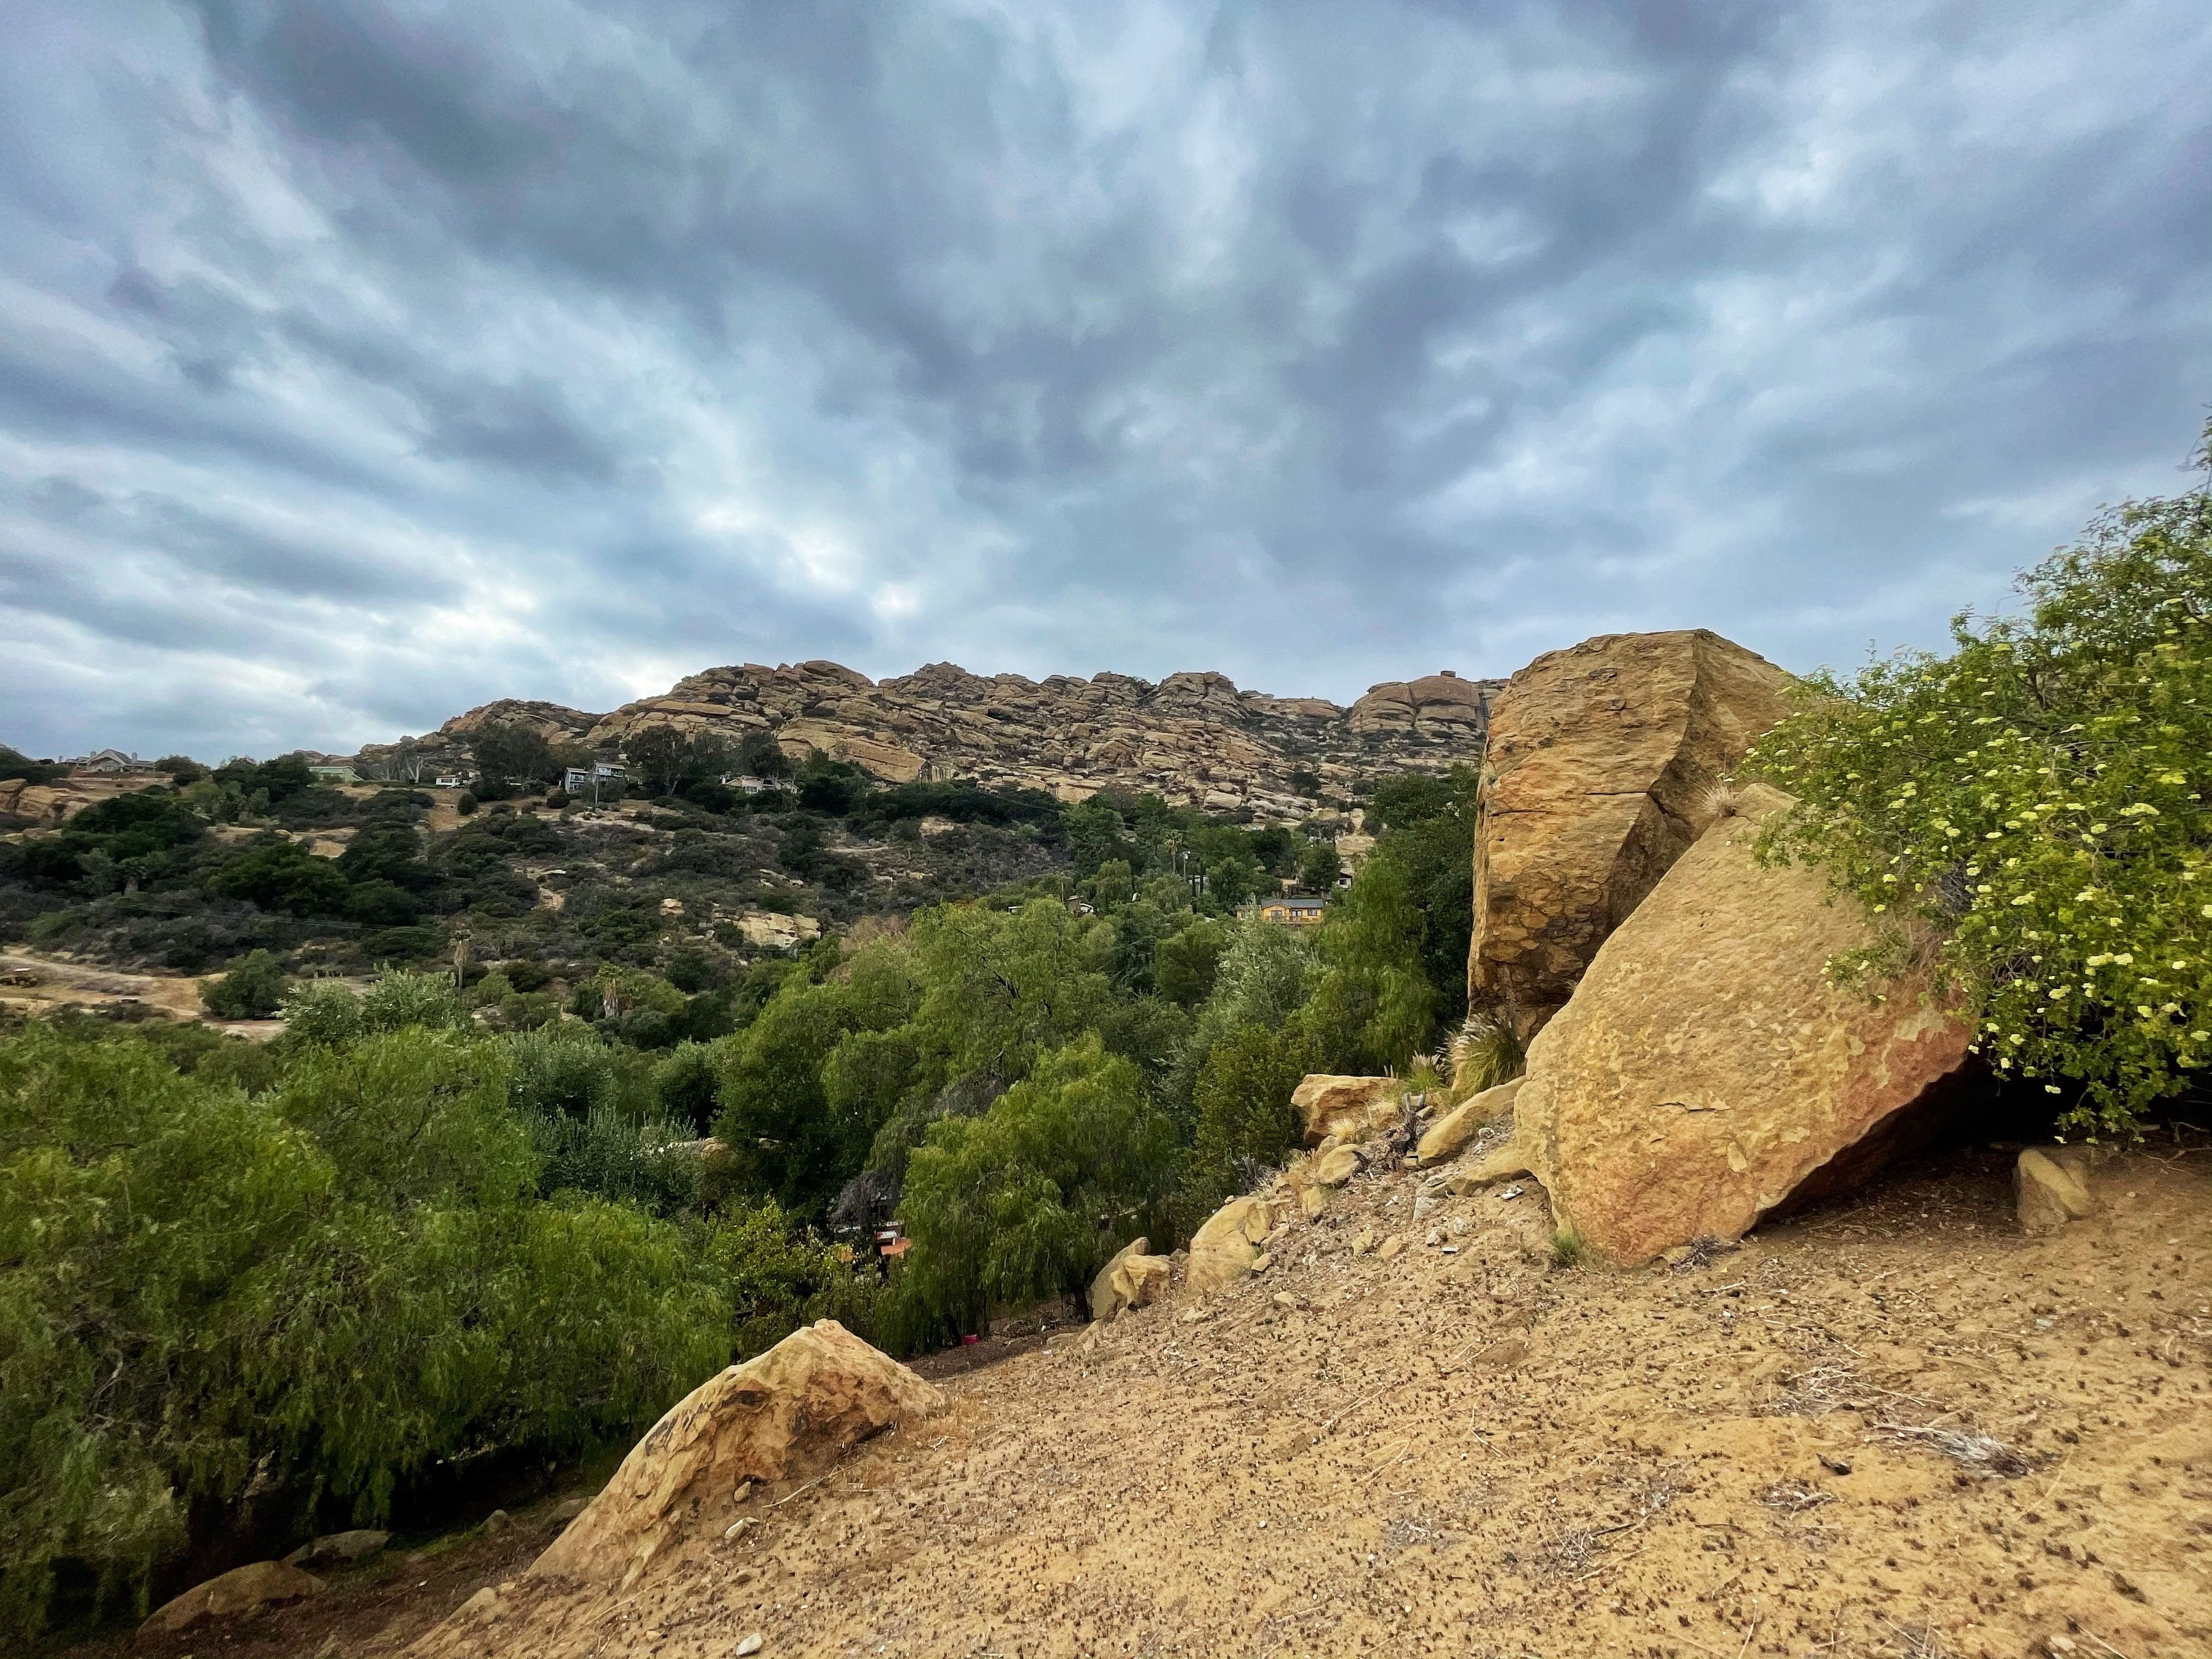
1513,783 -> 1972,1265
380,659 -> 1502,817
1467,629 -> 1793,1039
142,1559 -> 323,1634
531,1320 -> 942,1588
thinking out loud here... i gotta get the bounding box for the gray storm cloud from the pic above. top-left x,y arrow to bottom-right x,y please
1,0 -> 2207,758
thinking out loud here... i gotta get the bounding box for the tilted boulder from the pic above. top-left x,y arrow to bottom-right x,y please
1414,1078 -> 1524,1167
142,1560 -> 324,1634
531,1320 -> 944,1587
1290,1075 -> 1408,1147
1513,784 -> 1972,1266
1089,1237 -> 1172,1321
1468,630 -> 1793,1039
1185,1195 -> 1278,1291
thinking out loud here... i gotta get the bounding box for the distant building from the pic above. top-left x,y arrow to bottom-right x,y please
563,761 -> 627,794
1253,896 -> 1328,927
309,763 -> 361,785
68,748 -> 149,775
434,772 -> 474,789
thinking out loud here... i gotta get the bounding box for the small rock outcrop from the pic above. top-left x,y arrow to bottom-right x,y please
142,1560 -> 324,1634
1088,1237 -> 1172,1321
531,1320 -> 943,1587
1290,1076 -> 1408,1147
283,1529 -> 389,1569
1185,1196 -> 1278,1291
2016,1149 -> 2095,1234
1513,783 -> 1972,1266
1468,630 -> 1794,1039
1414,1078 -> 1524,1166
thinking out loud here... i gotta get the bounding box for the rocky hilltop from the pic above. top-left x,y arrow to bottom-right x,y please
381,660 -> 1501,815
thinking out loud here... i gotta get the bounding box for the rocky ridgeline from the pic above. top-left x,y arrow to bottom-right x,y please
374,660 -> 1502,815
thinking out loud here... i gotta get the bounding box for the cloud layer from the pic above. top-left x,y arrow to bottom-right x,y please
3,0 -> 2207,759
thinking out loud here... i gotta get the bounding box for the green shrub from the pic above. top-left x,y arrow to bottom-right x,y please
200,948 -> 286,1017
1178,1022 -> 1318,1225
1747,434 -> 2212,1135
900,1036 -> 1175,1338
0,1024 -> 734,1639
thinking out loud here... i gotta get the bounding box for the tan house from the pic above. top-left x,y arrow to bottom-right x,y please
1253,896 -> 1328,927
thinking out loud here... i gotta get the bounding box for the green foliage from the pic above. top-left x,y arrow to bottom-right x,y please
201,948 -> 287,1017
900,1036 -> 1175,1336
1297,839 -> 1343,893
1445,1012 -> 1524,1101
1550,1226 -> 1588,1269
0,1024 -> 733,1640
279,969 -> 471,1048
1301,853 -> 1440,1074
1180,1022 -> 1320,1224
470,722 -> 557,789
1747,438 -> 2212,1134
506,1021 -> 623,1119
529,1105 -> 703,1215
1155,916 -> 1228,1008
0,746 -> 60,786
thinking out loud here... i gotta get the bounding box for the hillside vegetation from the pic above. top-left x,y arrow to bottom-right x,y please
0,761 -> 1478,1640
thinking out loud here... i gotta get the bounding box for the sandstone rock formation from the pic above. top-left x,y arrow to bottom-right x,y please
1088,1237 -> 1172,1321
142,1560 -> 324,1634
1468,630 -> 1793,1039
1290,1075 -> 1409,1147
1185,1195 -> 1278,1291
1513,783 -> 1972,1266
532,1320 -> 943,1586
2016,1149 -> 2095,1234
1414,1078 -> 1524,1167
373,660 -> 1502,819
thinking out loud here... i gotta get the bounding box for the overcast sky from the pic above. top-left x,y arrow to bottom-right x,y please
3,1 -> 2208,760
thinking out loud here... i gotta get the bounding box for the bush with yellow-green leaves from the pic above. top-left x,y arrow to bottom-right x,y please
1747,423 -> 2210,1135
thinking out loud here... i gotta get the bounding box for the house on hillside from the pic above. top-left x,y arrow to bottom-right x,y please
69,749 -> 149,775
1252,896 -> 1327,927
309,763 -> 361,785
563,760 -> 627,794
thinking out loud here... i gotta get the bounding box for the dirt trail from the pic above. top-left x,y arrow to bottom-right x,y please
111,1138 -> 2212,1659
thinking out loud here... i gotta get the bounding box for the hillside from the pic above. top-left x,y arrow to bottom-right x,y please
366,659 -> 1502,814
91,1130 -> 2212,1659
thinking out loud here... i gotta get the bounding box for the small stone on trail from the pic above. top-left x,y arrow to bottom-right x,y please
1178,1306 -> 1205,1324
1819,1454 -> 1853,1476
1351,1230 -> 1375,1255
1249,1252 -> 1273,1274
2016,1149 -> 2094,1234
725,1517 -> 762,1542
1377,1234 -> 1407,1259
732,1480 -> 754,1505
1272,1292 -> 1300,1309
1472,1338 -> 1528,1370
736,1635 -> 766,1656
483,1509 -> 512,1536
1425,1228 -> 1444,1247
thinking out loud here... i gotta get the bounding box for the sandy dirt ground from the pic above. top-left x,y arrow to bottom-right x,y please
0,950 -> 214,1022
84,1129 -> 2202,1659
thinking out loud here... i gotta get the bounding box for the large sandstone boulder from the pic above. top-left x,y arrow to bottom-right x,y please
1089,1237 -> 1172,1321
1185,1195 -> 1278,1291
1513,784 -> 1972,1266
1290,1075 -> 1408,1146
142,1560 -> 324,1634
1468,630 -> 1793,1039
531,1320 -> 943,1586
